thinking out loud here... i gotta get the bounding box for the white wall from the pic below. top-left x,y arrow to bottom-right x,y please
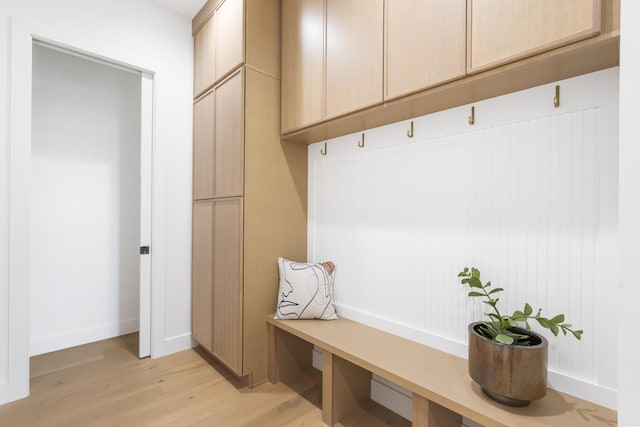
0,0 -> 193,403
618,1 -> 640,425
0,5 -> 10,395
29,44 -> 141,356
309,68 -> 619,409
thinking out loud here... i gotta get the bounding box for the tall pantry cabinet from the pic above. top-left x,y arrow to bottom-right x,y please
191,0 -> 307,384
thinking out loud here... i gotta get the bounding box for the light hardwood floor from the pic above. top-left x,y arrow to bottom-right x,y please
0,334 -> 326,427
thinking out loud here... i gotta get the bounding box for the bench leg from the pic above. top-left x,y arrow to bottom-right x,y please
267,323 -> 277,384
323,351 -> 371,426
412,394 -> 462,427
321,351 -> 333,425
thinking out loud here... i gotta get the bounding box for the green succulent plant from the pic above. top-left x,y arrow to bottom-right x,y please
458,267 -> 583,345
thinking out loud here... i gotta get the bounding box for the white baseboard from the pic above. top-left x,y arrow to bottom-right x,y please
29,318 -> 139,356
371,375 -> 413,421
462,417 -> 485,427
335,304 -> 617,410
312,347 -> 323,370
162,333 -> 194,357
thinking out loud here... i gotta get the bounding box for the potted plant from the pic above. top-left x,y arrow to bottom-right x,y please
458,267 -> 583,407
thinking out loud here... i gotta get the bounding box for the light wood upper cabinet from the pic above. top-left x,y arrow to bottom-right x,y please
468,0 -> 602,73
325,0 -> 384,119
214,70 -> 244,198
194,17 -> 215,97
212,197 -> 243,375
280,0 -> 384,129
192,201 -> 213,353
280,0 -> 615,142
215,0 -> 245,82
281,0 -> 325,133
193,92 -> 215,200
245,0 -> 281,79
385,0 -> 466,101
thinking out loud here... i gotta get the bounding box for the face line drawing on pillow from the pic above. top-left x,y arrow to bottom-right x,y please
277,260 -> 335,319
278,274 -> 298,313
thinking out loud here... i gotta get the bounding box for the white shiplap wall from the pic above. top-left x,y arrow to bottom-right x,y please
308,68 -> 619,409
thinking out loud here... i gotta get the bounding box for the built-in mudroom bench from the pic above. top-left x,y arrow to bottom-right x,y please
266,315 -> 616,427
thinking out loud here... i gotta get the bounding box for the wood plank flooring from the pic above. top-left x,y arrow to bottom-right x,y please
0,334 -> 325,427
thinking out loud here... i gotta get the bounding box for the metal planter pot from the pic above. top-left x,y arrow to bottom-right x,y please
468,322 -> 549,407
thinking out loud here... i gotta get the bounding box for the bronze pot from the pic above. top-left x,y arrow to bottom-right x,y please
468,322 -> 548,407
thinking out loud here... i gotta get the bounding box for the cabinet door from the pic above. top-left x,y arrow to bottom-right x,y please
194,16 -> 215,97
215,0 -> 245,82
192,201 -> 213,353
281,0 -> 325,133
325,0 -> 383,119
193,91 -> 214,200
214,70 -> 245,198
212,197 -> 243,374
468,0 -> 601,73
385,0 -> 466,100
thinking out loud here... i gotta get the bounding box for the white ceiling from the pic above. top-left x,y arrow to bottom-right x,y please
149,0 -> 208,19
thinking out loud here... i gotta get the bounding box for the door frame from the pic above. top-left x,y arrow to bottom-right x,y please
1,23 -> 162,404
29,39 -> 155,358
28,40 -> 154,358
139,72 -> 153,358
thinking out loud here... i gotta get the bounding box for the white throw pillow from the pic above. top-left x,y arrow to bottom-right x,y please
275,257 -> 338,320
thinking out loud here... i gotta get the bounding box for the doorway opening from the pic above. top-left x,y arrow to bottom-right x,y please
29,41 -> 152,358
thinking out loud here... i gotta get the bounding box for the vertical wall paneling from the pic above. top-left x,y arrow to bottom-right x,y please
308,68 -> 619,408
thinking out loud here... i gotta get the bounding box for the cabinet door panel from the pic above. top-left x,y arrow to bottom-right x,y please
326,0 -> 384,119
281,0 -> 325,133
192,201 -> 213,352
214,70 -> 245,197
385,0 -> 466,100
212,198 -> 243,374
194,17 -> 215,97
215,0 -> 245,82
193,92 -> 214,200
469,0 -> 601,73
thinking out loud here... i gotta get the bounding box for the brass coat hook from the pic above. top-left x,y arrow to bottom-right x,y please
468,106 -> 475,125
554,85 -> 560,108
320,142 -> 327,155
407,121 -> 414,138
357,133 -> 365,148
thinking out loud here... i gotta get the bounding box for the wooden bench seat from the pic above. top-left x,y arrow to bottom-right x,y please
266,315 -> 616,427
